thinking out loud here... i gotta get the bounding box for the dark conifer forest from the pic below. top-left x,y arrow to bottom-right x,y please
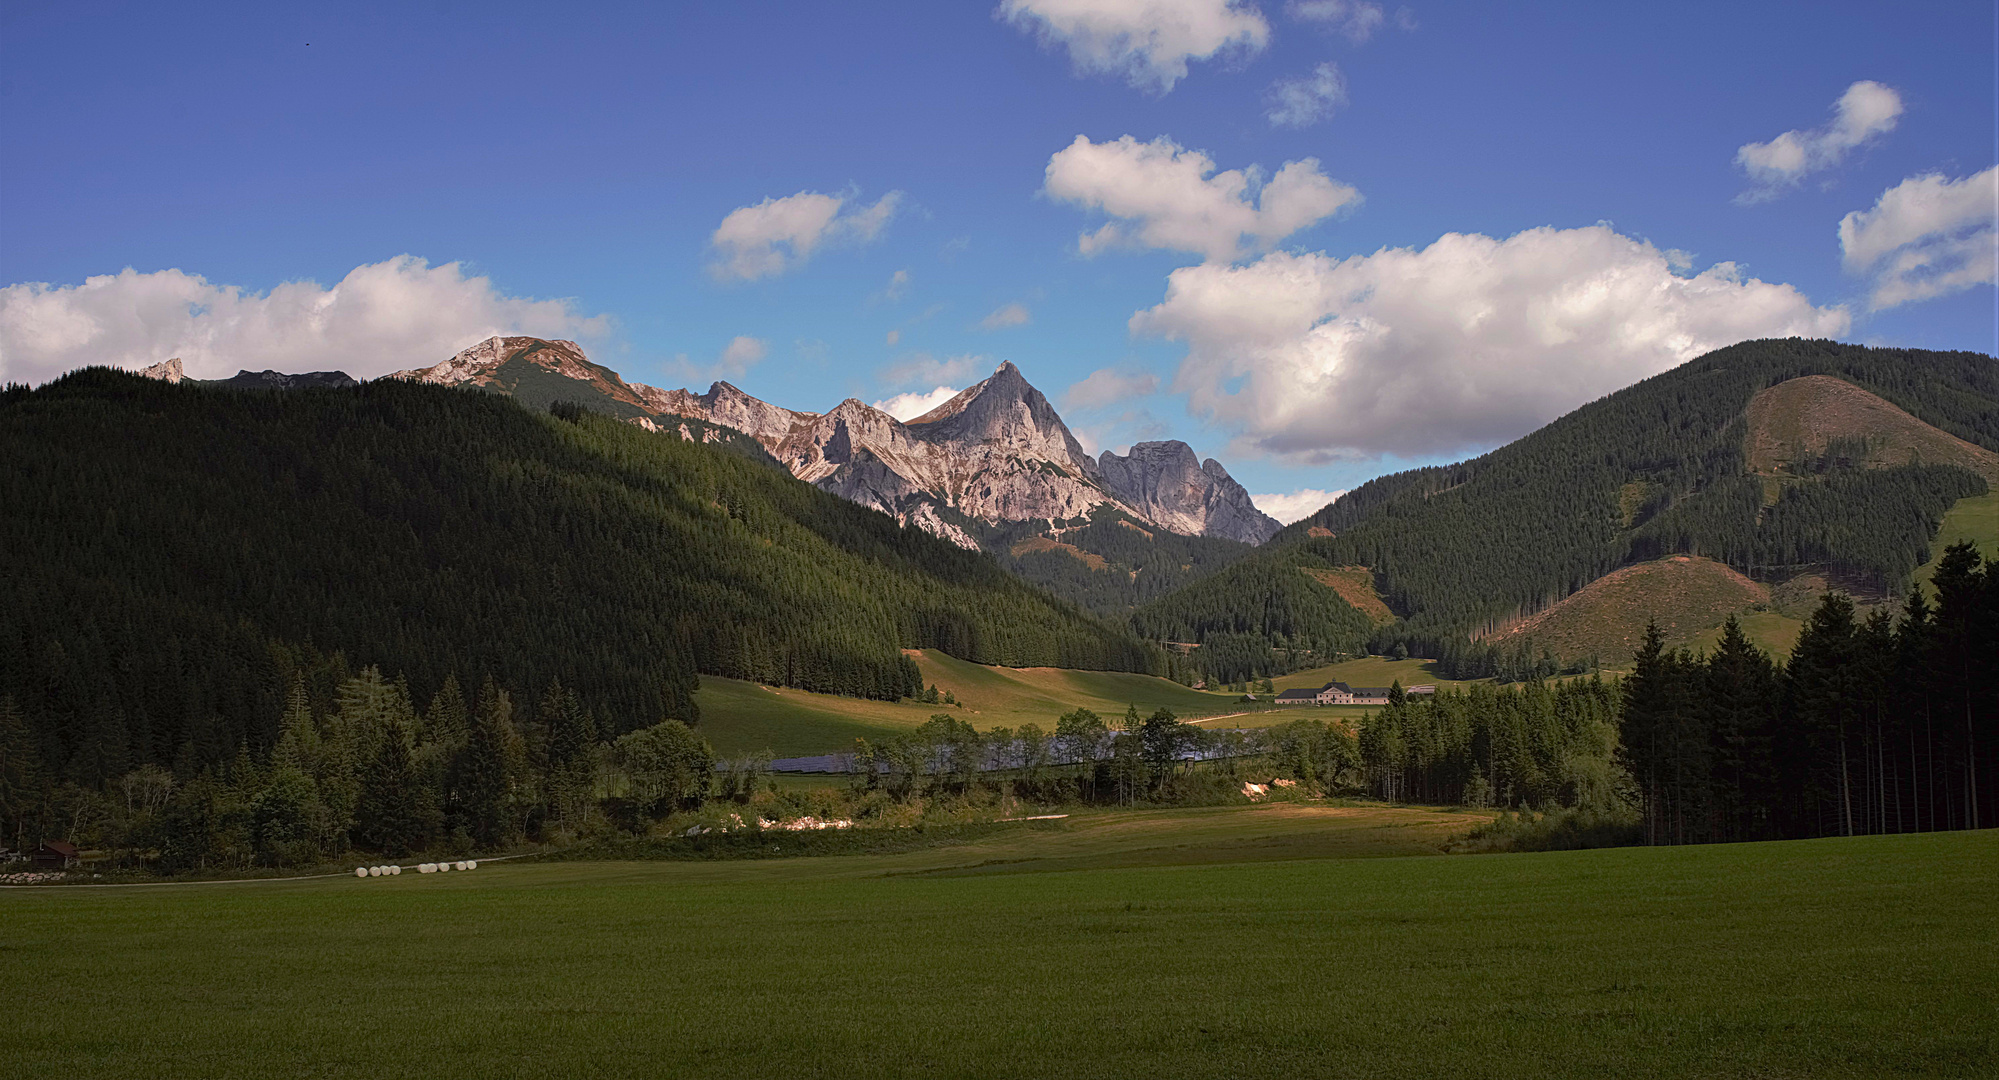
0,370 -> 1163,821
1620,543 -> 1997,843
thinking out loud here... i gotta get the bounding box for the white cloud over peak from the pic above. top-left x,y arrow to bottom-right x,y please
1063,367 -> 1161,410
873,385 -> 963,421
0,256 -> 608,386
1265,62 -> 1348,128
882,351 -> 986,388
708,189 -> 903,282
1288,1 -> 1382,42
1132,225 -> 1849,461
980,302 -> 1032,330
1045,135 -> 1360,262
1839,166 -> 1999,310
1251,487 -> 1347,524
666,335 -> 772,386
717,336 -> 768,378
1736,81 -> 1902,202
998,0 -> 1270,93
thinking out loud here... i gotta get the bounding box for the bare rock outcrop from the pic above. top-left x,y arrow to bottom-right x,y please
1097,441 -> 1281,545
138,357 -> 184,383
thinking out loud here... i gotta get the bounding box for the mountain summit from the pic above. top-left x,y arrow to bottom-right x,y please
391,338 -> 1280,548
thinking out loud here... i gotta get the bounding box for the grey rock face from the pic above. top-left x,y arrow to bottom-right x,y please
392,336 -> 1279,547
138,358 -> 184,383
1098,441 -> 1281,545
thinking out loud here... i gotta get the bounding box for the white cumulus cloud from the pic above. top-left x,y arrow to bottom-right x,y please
981,302 -> 1032,330
1251,487 -> 1347,524
666,335 -> 772,386
882,351 -> 987,388
1045,134 -> 1361,262
1736,80 -> 1902,202
1132,225 -> 1850,461
1063,367 -> 1161,410
709,189 -> 903,282
873,385 -> 963,421
998,0 -> 1270,93
0,256 -> 607,386
1266,62 -> 1348,127
1839,166 -> 1999,311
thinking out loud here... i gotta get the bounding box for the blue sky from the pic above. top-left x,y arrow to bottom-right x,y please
2,1 -> 1993,517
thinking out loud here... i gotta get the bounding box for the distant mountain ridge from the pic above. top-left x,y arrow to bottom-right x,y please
387,336 -> 1280,548
139,356 -> 358,390
1134,339 -> 1999,680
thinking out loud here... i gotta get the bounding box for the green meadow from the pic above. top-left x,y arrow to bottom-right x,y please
1914,489 -> 1999,592
4,808 -> 1992,1079
697,648 -> 1250,756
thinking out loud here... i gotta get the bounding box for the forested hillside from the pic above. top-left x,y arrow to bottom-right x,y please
0,371 -> 1163,791
1137,340 -> 1997,678
972,506 -> 1257,618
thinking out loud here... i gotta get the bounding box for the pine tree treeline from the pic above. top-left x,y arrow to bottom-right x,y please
1620,542 -> 1997,843
0,664 -> 714,867
0,371 -> 1164,799
1355,680 -> 1624,810
1133,339 -> 1996,676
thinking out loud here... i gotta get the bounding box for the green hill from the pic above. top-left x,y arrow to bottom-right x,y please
1136,339 -> 1996,677
0,372 -> 1165,783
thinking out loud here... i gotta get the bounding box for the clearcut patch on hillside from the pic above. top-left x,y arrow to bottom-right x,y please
1744,375 -> 1999,483
1500,556 -> 1770,664
1299,566 -> 1396,625
1009,535 -> 1108,571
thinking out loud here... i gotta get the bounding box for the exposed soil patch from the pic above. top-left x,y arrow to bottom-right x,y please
1009,536 -> 1109,571
1744,376 -> 1999,482
1499,556 -> 1769,663
1299,566 -> 1396,625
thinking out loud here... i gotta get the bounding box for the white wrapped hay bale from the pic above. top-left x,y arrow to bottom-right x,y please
355,867 -> 368,878
453,861 -> 467,871
389,865 -> 401,875
465,861 -> 477,870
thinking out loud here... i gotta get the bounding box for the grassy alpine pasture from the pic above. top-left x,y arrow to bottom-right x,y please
4,813 -> 1992,1080
697,648 -> 1245,756
1914,489 -> 1999,593
1272,655 -> 1479,693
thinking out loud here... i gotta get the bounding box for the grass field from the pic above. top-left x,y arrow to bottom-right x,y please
1681,609 -> 1804,662
1914,490 -> 1999,594
4,809 -> 1992,1079
697,649 -> 1246,756
1272,655 -> 1479,693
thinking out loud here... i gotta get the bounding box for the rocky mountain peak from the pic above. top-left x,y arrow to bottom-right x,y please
1098,440 -> 1281,545
907,360 -> 1099,480
390,335 -> 1281,548
138,357 -> 184,383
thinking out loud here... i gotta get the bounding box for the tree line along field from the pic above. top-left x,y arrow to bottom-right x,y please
2,815 -> 1991,1079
